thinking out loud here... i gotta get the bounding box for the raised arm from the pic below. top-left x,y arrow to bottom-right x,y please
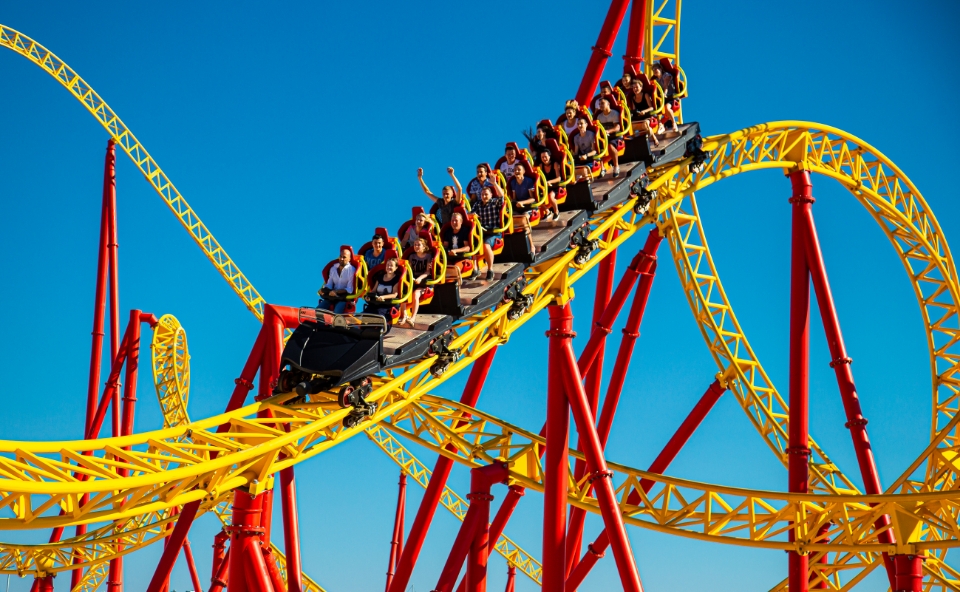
448,167 -> 463,200
417,168 -> 440,203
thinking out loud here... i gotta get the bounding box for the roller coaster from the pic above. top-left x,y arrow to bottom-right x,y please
0,1 -> 957,591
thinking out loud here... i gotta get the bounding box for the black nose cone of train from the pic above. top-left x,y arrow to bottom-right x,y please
280,322 -> 383,386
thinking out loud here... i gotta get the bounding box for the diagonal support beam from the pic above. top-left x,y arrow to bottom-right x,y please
387,347 -> 498,592
565,376 -> 727,590
796,171 -> 895,584
551,304 -> 644,592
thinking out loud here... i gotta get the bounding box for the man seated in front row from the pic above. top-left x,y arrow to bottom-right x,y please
318,247 -> 356,314
363,233 -> 386,270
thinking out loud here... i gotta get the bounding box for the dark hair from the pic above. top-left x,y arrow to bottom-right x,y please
538,149 -> 552,161
476,163 -> 490,173
578,116 -> 590,124
372,233 -> 385,241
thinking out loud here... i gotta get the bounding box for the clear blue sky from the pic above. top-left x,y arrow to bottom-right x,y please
1,1 -> 958,590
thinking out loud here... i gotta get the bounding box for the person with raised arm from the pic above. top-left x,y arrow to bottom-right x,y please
418,166 -> 464,226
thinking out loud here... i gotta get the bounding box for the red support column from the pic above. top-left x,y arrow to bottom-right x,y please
553,303 -> 643,592
106,136 -> 121,440
567,245 -> 660,579
787,170 -> 813,592
279,467 -> 303,592
623,0 -> 648,72
543,305 -> 572,592
434,506 -> 481,592
566,377 -> 726,589
230,489 -> 273,592
893,555 -> 923,592
263,545 -> 288,592
210,544 -> 231,592
567,232 -> 618,571
144,499 -> 201,592
575,0 -> 632,105
505,566 -> 516,592
799,199 -> 896,583
454,486 -> 525,592
211,529 -> 229,584
182,538 -> 204,592
577,230 -> 663,378
386,471 -> 407,592
36,576 -> 54,592
466,464 -> 509,592
810,523 -> 831,589
388,347 -> 498,592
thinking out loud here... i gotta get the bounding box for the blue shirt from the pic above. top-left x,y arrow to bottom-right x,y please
363,248 -> 385,270
508,176 -> 536,204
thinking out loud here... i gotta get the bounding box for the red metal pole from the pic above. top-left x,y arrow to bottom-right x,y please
182,538 -> 204,592
230,489 -> 268,592
85,140 -> 113,436
243,536 -> 277,592
577,230 -> 663,378
893,555 -> 923,592
106,309 -> 145,591
575,0 -> 632,105
387,347 -> 498,592
597,259 -> 657,446
455,485 -> 525,592
554,305 -> 643,592
210,544 -> 231,592
505,566 -> 516,592
466,465 -> 508,592
36,576 -> 54,592
279,467 -> 303,592
212,530 -> 229,584
434,505 -> 481,592
263,545 -> 288,592
566,231 -> 618,571
787,170 -> 812,592
543,305 -> 572,592
800,199 -> 897,583
810,523 -> 831,589
623,0 -> 648,71
386,471 -> 407,592
566,377 -> 726,589
143,500 -> 201,592
106,138 -> 120,439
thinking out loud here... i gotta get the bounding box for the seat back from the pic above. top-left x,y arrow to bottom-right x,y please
359,227 -> 402,260
321,245 -> 365,302
365,249 -> 414,308
402,230 -> 447,286
658,57 -> 686,98
440,206 -> 483,259
570,119 -> 609,161
542,139 -> 575,187
397,206 -> 438,247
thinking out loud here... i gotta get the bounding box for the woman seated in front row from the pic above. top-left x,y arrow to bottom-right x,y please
364,255 -> 402,322
404,236 -> 434,325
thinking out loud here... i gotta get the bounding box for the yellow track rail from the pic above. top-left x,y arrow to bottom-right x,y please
0,26 -> 266,320
3,14 -> 958,591
650,123 -> 960,590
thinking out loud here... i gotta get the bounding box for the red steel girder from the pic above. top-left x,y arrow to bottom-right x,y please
144,500 -> 201,592
624,0 -> 648,71
552,303 -> 643,592
387,347 -> 498,592
575,0 -> 632,105
787,170 -> 813,592
385,471 -> 407,592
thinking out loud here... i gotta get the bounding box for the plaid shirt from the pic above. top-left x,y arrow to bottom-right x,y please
471,196 -> 504,232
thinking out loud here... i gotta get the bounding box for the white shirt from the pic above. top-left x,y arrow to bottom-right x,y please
324,262 -> 356,293
499,160 -> 517,178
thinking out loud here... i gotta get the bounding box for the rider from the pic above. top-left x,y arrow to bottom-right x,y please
318,247 -> 355,314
